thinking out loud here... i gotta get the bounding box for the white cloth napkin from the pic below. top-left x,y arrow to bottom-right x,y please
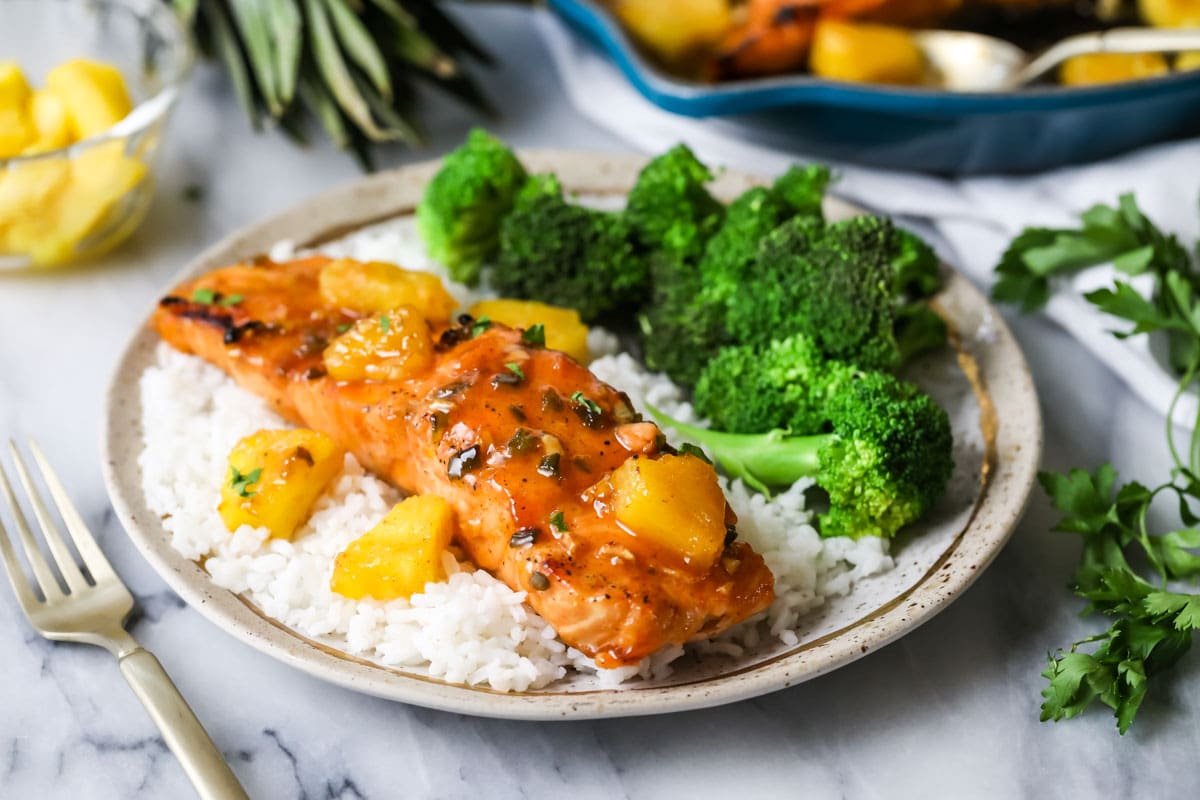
535,11 -> 1200,427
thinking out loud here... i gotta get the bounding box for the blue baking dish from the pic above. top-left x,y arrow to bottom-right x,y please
547,0 -> 1200,174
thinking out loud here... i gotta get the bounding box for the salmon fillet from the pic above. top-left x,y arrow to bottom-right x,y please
153,256 -> 775,667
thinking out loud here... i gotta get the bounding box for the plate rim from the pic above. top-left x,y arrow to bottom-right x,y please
100,150 -> 1043,720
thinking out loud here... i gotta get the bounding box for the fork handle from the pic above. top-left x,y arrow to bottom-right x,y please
120,647 -> 250,800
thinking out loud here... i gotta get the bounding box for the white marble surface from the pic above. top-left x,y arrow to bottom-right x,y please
2,6 -> 1199,799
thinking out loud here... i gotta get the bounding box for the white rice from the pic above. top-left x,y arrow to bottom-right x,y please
140,216 -> 894,692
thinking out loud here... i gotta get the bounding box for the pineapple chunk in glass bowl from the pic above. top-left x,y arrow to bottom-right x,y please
0,0 -> 191,269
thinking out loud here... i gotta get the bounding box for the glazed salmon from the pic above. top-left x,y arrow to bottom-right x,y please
153,256 -> 775,667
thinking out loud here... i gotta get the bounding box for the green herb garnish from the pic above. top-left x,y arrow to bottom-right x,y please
192,288 -> 217,304
219,293 -> 245,307
679,443 -> 711,464
229,466 -> 263,498
505,362 -> 525,381
549,510 -> 567,532
380,315 -> 391,332
570,391 -> 601,415
471,316 -> 492,338
335,323 -> 352,334
995,191 -> 1200,733
569,391 -> 605,429
522,323 -> 546,347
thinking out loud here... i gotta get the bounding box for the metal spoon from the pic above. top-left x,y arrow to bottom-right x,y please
912,27 -> 1200,92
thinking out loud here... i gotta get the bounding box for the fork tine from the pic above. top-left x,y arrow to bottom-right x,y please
0,457 -> 64,599
0,514 -> 41,614
7,443 -> 88,594
28,440 -> 117,585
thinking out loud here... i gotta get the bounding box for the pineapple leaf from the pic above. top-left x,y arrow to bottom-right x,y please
200,0 -> 262,130
326,0 -> 393,100
304,0 -> 394,140
229,0 -> 283,114
266,0 -> 303,106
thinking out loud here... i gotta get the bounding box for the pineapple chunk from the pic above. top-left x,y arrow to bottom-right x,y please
1178,51 -> 1200,71
1139,0 -> 1200,27
24,91 -> 72,154
0,141 -> 146,265
318,258 -> 458,322
1059,53 -> 1169,86
331,495 -> 456,600
45,59 -> 133,139
323,306 -> 435,382
468,299 -> 591,363
0,62 -> 35,157
810,20 -> 928,86
218,429 -> 344,540
613,0 -> 731,65
609,453 -> 727,568
0,62 -> 31,107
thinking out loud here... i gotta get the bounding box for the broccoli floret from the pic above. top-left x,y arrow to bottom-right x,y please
729,215 -> 898,368
493,174 -> 646,322
891,226 -> 941,299
727,214 -> 947,370
417,129 -> 527,286
693,335 -> 859,434
697,186 -> 794,305
625,144 -> 724,263
895,302 -> 950,362
771,164 -> 833,219
649,372 -> 953,539
638,183 -> 813,387
637,252 -> 724,386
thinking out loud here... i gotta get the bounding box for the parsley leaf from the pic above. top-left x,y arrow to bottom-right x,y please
380,315 -> 391,332
679,443 -> 711,464
570,391 -> 601,415
219,294 -> 244,307
522,324 -> 546,347
471,316 -> 492,338
229,466 -> 263,498
505,362 -> 525,381
549,510 -> 567,532
192,288 -> 217,304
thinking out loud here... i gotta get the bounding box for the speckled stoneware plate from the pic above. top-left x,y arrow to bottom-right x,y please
102,151 -> 1042,720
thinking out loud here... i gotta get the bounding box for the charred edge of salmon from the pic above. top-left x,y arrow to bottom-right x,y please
160,296 -> 270,345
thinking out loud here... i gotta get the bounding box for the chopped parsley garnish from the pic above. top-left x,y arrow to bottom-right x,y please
679,443 -> 712,464
229,466 -> 263,498
192,288 -> 217,304
549,511 -> 567,532
335,323 -> 352,334
521,324 -> 546,347
379,314 -> 391,332
505,362 -> 525,381
570,391 -> 606,429
570,391 -> 601,414
471,316 -> 492,337
219,294 -> 244,307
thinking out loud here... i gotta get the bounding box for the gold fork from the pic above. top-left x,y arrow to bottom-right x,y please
0,441 -> 249,800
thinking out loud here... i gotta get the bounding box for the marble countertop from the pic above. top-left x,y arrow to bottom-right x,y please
3,6 -> 1199,799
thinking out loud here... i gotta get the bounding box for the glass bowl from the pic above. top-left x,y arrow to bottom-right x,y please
0,0 -> 192,269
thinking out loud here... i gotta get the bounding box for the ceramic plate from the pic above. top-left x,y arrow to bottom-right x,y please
101,151 -> 1042,720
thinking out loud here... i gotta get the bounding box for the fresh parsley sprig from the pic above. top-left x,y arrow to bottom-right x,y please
995,192 -> 1200,733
